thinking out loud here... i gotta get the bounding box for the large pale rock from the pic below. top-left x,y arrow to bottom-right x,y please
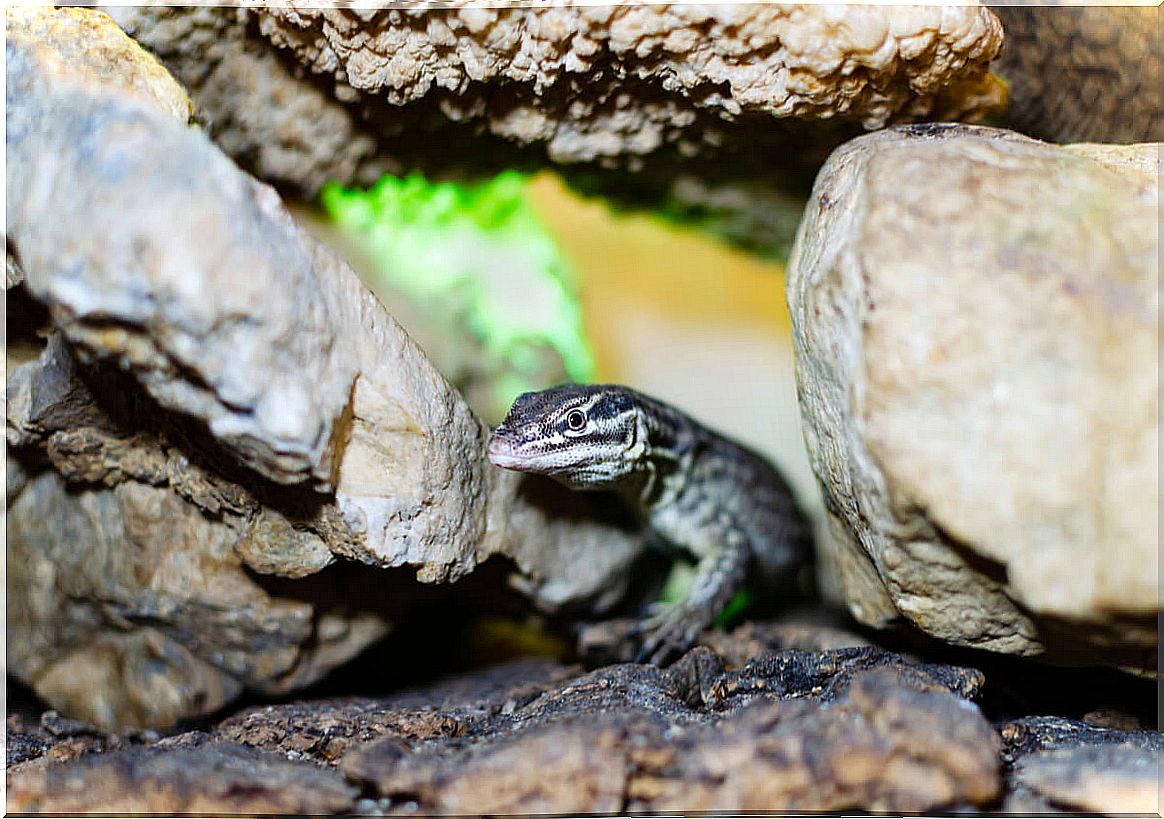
4,5 -> 193,124
787,124 -> 1159,672
6,7 -> 641,729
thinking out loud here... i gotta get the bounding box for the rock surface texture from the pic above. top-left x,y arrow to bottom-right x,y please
993,6 -> 1162,143
7,626 -> 1006,815
787,124 -> 1159,673
6,6 -> 640,730
104,5 -> 1005,194
12,618 -> 1160,814
1000,716 -> 1164,814
253,4 -> 1005,160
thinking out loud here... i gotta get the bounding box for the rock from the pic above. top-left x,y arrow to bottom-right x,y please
5,6 -> 193,124
1011,746 -> 1163,814
16,622 -> 1162,814
253,5 -> 1004,161
337,645 -> 1000,813
786,124 -> 1158,672
6,6 -> 642,730
5,742 -> 357,814
8,6 -> 355,490
994,6 -> 1162,143
7,469 -> 297,728
108,5 -> 1003,189
105,5 -> 396,197
6,711 -> 141,774
101,5 -> 1005,261
6,636 -> 1006,813
1000,716 -> 1164,814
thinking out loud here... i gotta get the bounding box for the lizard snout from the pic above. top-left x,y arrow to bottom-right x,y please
486,430 -> 523,469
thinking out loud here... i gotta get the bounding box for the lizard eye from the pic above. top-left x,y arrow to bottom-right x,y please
565,409 -> 588,431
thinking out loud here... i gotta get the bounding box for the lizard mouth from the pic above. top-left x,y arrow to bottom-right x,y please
487,434 -> 576,476
486,437 -> 523,470
486,434 -> 539,471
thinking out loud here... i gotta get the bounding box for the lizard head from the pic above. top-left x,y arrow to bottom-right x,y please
487,384 -> 642,490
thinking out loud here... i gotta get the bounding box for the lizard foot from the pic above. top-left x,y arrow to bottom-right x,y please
629,602 -> 710,666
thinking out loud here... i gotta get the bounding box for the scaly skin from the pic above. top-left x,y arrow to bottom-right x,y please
488,383 -> 811,664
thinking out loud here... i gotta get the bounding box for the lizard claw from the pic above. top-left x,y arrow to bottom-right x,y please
628,603 -> 706,666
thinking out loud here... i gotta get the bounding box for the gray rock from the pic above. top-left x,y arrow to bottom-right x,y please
16,624 -> 1161,814
105,4 -> 395,197
338,646 -> 1000,814
786,124 -> 1159,672
8,8 -> 354,490
5,468 -> 353,728
6,7 -> 642,729
6,639 -> 1002,813
252,5 -> 1004,162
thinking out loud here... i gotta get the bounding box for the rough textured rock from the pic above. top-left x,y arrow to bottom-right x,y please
6,740 -> 357,815
13,620 -> 1161,814
6,6 -> 642,729
5,5 -> 193,125
214,643 -> 1006,813
786,124 -> 1159,672
107,4 -> 1004,194
994,6 -> 1162,144
338,645 -> 1000,815
1000,716 -> 1164,814
103,5 -> 396,196
254,5 -> 1004,162
8,6 -> 352,490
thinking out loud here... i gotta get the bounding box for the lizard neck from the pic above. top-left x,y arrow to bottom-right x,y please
617,393 -> 697,511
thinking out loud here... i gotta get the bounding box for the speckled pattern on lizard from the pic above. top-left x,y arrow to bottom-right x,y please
488,383 -> 812,664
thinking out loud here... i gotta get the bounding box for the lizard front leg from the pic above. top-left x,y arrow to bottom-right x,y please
632,519 -> 750,665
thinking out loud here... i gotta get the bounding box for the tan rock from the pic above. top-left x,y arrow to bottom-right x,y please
1014,745 -> 1164,814
1000,716 -> 1164,814
5,6 -> 192,123
253,4 -> 1004,163
787,123 -> 1159,671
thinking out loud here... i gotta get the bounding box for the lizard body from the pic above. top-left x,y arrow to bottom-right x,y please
487,383 -> 811,663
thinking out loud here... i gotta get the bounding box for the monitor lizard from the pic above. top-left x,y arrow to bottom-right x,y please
487,383 -> 811,664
